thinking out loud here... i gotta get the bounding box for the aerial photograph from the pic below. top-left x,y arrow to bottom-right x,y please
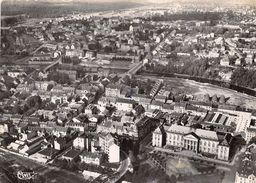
0,0 -> 256,182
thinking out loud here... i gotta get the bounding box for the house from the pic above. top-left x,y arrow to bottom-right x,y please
52,126 -> 68,137
34,81 -> 54,91
105,84 -> 122,97
31,147 -> 59,163
85,92 -> 96,104
190,101 -> 213,111
73,133 -> 96,150
16,83 -> 33,93
79,151 -> 103,165
152,125 -> 166,147
19,136 -> 45,156
220,56 -> 230,66
162,104 -> 174,113
20,130 -> 37,141
0,122 -> 9,134
85,50 -> 96,58
150,100 -> 163,110
54,135 -> 76,151
35,110 -> 55,120
7,140 -> 25,151
7,71 -> 26,78
98,133 -> 120,163
174,103 -> 187,113
62,149 -> 81,162
65,121 -> 87,133
109,141 -> 120,163
115,98 -> 135,112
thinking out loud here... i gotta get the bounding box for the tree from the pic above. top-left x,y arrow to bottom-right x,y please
249,136 -> 256,145
75,95 -> 81,102
47,84 -> 54,91
219,95 -> 225,104
203,94 -> 210,102
26,95 -> 42,109
211,94 -> 218,103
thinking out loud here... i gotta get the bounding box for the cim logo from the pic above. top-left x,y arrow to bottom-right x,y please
17,171 -> 37,180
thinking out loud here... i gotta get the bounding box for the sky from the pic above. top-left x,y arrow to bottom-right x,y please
2,0 -> 256,5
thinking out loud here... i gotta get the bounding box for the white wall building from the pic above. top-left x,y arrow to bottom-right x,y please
153,124 -> 232,161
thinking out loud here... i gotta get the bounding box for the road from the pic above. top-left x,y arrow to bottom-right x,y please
121,29 -> 172,81
92,150 -> 131,183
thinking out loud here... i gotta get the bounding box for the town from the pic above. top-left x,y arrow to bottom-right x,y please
1,1 -> 256,183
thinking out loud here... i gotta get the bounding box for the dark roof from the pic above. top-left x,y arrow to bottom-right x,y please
217,132 -> 233,146
190,101 -> 212,107
116,98 -> 135,104
38,147 -> 59,156
63,149 -> 81,158
184,132 -> 200,139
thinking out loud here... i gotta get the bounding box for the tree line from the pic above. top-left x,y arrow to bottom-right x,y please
231,67 -> 256,89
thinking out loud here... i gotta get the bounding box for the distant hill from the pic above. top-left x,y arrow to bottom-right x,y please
1,1 -> 143,18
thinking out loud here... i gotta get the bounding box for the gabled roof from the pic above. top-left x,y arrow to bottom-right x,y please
184,132 -> 200,140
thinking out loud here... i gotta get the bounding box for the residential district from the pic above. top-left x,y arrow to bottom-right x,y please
1,1 -> 256,183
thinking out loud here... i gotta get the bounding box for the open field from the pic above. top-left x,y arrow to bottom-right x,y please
184,79 -> 256,109
137,74 -> 256,110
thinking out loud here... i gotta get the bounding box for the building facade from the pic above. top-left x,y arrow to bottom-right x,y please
152,124 -> 232,161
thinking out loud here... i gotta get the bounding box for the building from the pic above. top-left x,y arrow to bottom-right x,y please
246,119 -> 256,143
152,124 -> 233,161
109,141 -> 120,163
235,143 -> 256,183
115,98 -> 135,112
19,136 -> 45,156
31,148 -> 59,163
98,133 -> 120,163
73,132 -> 96,151
79,151 -> 103,165
220,56 -> 230,66
152,126 -> 166,147
105,84 -> 122,97
0,123 -> 9,134
62,149 -> 81,162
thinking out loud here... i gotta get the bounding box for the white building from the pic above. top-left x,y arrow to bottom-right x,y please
80,151 -> 102,165
115,98 -> 135,112
99,133 -> 120,163
153,124 -> 232,161
0,123 -> 9,134
152,126 -> 166,147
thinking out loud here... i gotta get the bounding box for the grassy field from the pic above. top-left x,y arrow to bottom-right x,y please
183,79 -> 256,109
137,74 -> 256,110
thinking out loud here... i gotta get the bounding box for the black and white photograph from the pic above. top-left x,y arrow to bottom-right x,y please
0,0 -> 256,182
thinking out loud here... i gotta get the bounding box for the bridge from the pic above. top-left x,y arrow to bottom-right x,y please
120,30 -> 172,82
31,43 -> 57,55
127,62 -> 144,75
